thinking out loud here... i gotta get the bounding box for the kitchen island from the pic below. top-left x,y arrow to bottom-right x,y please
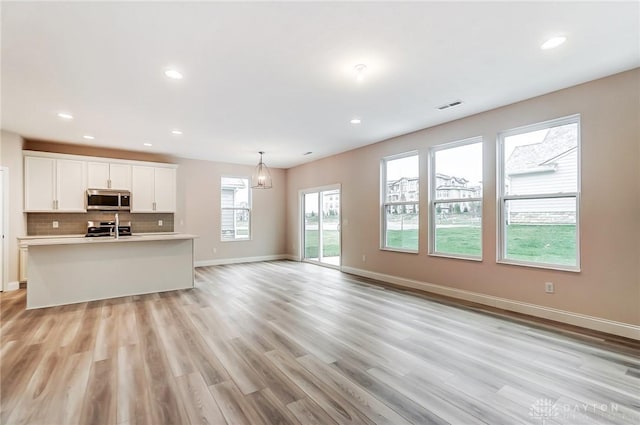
21,233 -> 197,309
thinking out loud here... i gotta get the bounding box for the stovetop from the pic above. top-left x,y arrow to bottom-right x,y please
86,220 -> 132,237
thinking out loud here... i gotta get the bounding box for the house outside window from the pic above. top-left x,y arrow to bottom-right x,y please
429,138 -> 483,259
498,115 -> 580,270
221,176 -> 251,241
381,152 -> 419,252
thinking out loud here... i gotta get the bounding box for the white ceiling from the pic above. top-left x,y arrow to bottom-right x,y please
2,1 -> 639,168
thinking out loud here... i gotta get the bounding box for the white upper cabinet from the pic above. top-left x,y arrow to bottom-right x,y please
87,162 -> 131,190
87,162 -> 109,189
109,163 -> 131,190
154,167 -> 176,212
24,151 -> 176,213
24,156 -> 55,211
25,156 -> 86,212
56,159 -> 87,211
131,166 -> 155,212
131,165 -> 176,213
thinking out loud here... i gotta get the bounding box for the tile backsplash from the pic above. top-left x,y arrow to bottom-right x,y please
27,212 -> 174,236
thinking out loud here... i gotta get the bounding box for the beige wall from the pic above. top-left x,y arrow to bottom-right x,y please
175,158 -> 287,263
0,130 -> 26,287
286,69 -> 640,326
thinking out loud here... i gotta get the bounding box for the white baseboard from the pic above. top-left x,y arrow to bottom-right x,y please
195,254 -> 290,267
4,281 -> 19,291
342,266 -> 640,341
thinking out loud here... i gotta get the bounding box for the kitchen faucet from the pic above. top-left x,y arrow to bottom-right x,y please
114,213 -> 120,239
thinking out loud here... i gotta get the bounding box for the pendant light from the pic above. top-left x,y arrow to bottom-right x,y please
251,151 -> 273,189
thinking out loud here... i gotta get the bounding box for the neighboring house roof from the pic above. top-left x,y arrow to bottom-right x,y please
387,177 -> 419,191
435,173 -> 468,186
506,125 -> 577,175
389,176 -> 418,184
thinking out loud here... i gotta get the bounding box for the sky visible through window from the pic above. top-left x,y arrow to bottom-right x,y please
385,132 -> 551,186
435,142 -> 483,186
386,155 -> 418,181
305,192 -> 319,215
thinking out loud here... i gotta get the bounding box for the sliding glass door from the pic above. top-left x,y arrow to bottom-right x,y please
302,186 -> 340,267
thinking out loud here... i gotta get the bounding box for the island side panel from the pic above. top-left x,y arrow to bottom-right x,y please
26,238 -> 194,309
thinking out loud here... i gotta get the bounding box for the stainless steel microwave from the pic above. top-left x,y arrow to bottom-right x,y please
86,189 -> 131,211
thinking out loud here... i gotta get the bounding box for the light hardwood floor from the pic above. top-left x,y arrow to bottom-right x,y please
1,260 -> 639,424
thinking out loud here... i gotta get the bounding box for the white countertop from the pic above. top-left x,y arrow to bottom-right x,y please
19,233 -> 198,247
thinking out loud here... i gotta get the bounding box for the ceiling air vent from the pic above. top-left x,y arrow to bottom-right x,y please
437,100 -> 463,110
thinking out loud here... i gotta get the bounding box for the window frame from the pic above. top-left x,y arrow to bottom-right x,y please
497,114 -> 581,272
220,175 -> 252,242
428,136 -> 483,261
380,151 -> 420,253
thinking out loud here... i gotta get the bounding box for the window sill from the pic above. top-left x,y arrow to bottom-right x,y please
380,247 -> 419,254
429,253 -> 482,262
221,238 -> 252,243
497,259 -> 580,273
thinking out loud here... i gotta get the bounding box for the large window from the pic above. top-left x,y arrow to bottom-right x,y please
221,176 -> 251,241
429,137 -> 483,259
381,152 -> 419,252
498,115 -> 580,270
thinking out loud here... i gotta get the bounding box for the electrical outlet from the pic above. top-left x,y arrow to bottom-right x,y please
52,221 -> 59,228
362,254 -> 366,262
158,220 -> 163,226
213,247 -> 217,254
545,282 -> 554,293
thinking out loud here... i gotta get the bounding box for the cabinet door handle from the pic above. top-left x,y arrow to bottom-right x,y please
153,201 -> 156,211
53,200 -> 56,210
108,179 -> 111,188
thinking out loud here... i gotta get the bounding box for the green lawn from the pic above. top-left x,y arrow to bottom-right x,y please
305,230 -> 340,258
434,227 -> 481,256
505,224 -> 576,266
385,229 -> 419,251
305,224 -> 576,266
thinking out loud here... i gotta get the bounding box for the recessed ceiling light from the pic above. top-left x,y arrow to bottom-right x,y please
82,135 -> 95,140
143,143 -> 153,147
350,118 -> 361,124
57,112 -> 73,120
164,69 -> 183,80
354,64 -> 367,82
541,36 -> 567,50
171,129 -> 183,135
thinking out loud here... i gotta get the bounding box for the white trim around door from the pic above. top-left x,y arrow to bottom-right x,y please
299,184 -> 342,270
